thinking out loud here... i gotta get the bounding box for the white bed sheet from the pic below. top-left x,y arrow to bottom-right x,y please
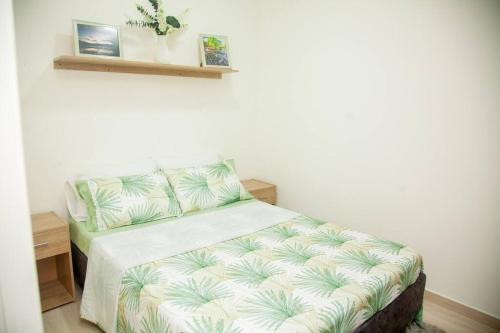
80,200 -> 299,333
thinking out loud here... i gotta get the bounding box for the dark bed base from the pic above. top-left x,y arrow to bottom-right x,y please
71,242 -> 425,333
354,272 -> 426,333
71,242 -> 88,288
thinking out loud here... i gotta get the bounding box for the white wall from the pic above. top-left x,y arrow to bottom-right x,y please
0,0 -> 44,331
15,0 -> 500,320
14,0 -> 260,219
254,0 -> 500,318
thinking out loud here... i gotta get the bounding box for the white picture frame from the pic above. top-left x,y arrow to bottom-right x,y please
199,34 -> 232,68
73,20 -> 123,59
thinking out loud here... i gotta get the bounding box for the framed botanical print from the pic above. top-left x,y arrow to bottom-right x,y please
199,34 -> 231,68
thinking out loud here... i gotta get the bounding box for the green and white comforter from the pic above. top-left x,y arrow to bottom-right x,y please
81,201 -> 422,333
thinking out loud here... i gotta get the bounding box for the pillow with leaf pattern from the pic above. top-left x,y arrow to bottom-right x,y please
76,171 -> 182,232
164,159 -> 253,213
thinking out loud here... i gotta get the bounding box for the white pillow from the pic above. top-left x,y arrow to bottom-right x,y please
156,153 -> 222,170
65,158 -> 156,222
65,182 -> 88,222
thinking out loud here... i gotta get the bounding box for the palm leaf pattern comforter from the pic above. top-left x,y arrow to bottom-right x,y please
116,215 -> 422,333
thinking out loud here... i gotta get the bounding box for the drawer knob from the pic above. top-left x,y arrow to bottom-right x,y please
34,242 -> 49,248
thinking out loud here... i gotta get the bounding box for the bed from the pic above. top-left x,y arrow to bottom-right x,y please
70,199 -> 425,333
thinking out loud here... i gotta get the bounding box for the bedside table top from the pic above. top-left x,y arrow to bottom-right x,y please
241,179 -> 275,191
31,212 -> 66,234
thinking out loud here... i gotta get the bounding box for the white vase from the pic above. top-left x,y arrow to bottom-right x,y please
156,35 -> 171,64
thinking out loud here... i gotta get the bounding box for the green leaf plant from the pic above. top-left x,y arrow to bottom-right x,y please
126,0 -> 188,36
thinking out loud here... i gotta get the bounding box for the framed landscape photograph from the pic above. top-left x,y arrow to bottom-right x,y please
199,34 -> 231,68
73,20 -> 122,58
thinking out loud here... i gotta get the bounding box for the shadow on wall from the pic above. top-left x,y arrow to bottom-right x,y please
33,33 -> 240,113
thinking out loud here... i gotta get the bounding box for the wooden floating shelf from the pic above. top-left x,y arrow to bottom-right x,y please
53,55 -> 238,79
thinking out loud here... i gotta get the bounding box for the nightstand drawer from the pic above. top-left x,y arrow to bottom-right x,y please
33,228 -> 69,260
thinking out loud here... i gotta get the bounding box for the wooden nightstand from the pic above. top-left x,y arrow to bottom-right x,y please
31,212 -> 75,312
241,179 -> 277,205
